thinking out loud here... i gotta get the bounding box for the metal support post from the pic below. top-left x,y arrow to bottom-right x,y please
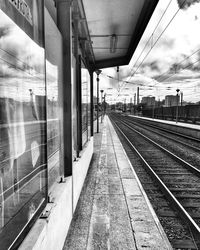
90,72 -> 94,136
152,100 -> 155,119
104,93 -> 106,115
73,8 -> 82,155
97,76 -> 99,132
95,70 -> 102,133
176,88 -> 180,123
100,89 -> 104,123
57,0 -> 73,176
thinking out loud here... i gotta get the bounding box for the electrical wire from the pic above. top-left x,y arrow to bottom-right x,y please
115,0 -> 175,95
102,0 -> 200,101
129,1 -> 186,80
116,0 -> 187,97
102,43 -> 200,89
155,48 -> 200,82
158,57 -> 200,83
129,0 -> 173,76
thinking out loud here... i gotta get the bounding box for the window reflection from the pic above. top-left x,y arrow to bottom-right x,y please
46,60 -> 62,187
0,10 -> 46,249
72,55 -> 77,159
45,8 -> 64,188
81,66 -> 91,145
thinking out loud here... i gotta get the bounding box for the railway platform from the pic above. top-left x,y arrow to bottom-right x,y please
129,115 -> 200,138
63,116 -> 172,250
130,115 -> 200,130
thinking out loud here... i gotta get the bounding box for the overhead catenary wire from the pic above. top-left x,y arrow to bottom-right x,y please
102,0 -> 200,101
116,0 -> 187,97
102,46 -> 200,89
102,40 -> 200,89
158,57 -> 200,83
115,0 -> 174,96
140,50 -> 200,90
155,47 -> 200,83
101,72 -> 148,87
129,1 -> 186,80
129,0 -> 173,76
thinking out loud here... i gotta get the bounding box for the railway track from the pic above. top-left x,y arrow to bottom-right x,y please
117,115 -> 200,171
109,113 -> 200,249
124,115 -> 200,147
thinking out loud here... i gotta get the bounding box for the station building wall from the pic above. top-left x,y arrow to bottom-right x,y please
0,1 -> 94,249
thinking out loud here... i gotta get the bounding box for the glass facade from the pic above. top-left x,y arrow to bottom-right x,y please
0,1 -> 93,248
45,8 -> 64,189
72,55 -> 77,159
0,1 -> 47,249
81,65 -> 91,146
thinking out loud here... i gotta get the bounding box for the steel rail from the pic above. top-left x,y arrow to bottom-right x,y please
128,116 -> 200,143
123,116 -> 200,153
110,116 -> 200,246
117,117 -> 200,178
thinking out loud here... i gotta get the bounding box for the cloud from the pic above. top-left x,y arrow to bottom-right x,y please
98,1 -> 200,103
0,10 -> 45,77
177,0 -> 200,9
0,10 -> 45,100
130,0 -> 200,75
0,25 -> 10,39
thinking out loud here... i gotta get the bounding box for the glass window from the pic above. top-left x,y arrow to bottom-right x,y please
0,5 -> 47,250
45,8 -> 64,189
87,71 -> 91,138
72,55 -> 77,159
81,65 -> 91,146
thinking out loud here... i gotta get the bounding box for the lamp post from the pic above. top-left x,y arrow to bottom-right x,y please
104,93 -> 106,115
95,70 -> 102,133
100,89 -> 104,123
124,98 -> 126,112
152,98 -> 155,119
176,88 -> 180,123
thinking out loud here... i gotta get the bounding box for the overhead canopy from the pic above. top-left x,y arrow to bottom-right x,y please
77,0 -> 159,70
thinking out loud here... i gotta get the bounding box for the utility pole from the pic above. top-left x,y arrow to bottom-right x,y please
130,97 -> 132,113
104,93 -> 106,115
137,87 -> 139,105
180,91 -> 183,106
95,70 -> 102,133
176,88 -> 180,123
100,89 -> 104,123
134,93 -> 136,114
124,98 -> 126,112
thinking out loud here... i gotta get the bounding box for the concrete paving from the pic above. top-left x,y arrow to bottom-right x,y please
63,116 -> 172,250
131,115 -> 200,130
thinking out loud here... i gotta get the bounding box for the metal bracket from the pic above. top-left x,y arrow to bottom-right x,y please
59,177 -> 66,183
40,203 -> 55,219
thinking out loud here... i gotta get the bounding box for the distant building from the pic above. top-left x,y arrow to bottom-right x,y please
141,96 -> 155,106
165,95 -> 180,107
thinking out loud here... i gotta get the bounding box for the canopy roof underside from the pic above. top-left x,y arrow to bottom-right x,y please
77,0 -> 159,70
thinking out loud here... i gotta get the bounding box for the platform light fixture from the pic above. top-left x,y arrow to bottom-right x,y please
110,34 -> 118,53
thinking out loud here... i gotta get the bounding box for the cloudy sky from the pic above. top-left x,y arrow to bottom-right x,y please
99,0 -> 200,104
0,9 -> 45,101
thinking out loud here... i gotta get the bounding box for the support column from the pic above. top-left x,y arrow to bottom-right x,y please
90,72 -> 94,136
77,56 -> 82,152
73,9 -> 82,155
57,0 -> 73,176
97,75 -> 99,133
